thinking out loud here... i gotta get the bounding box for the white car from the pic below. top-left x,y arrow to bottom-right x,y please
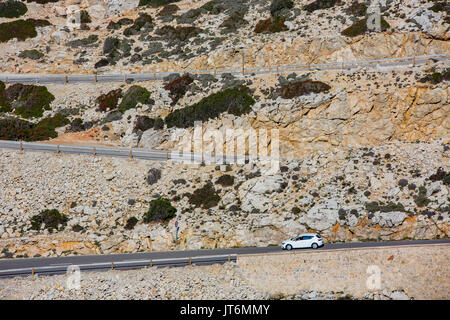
281,233 -> 324,250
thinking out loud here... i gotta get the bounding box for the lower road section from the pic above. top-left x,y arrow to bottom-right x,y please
0,239 -> 448,278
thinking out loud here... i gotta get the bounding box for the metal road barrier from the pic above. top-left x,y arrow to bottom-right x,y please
0,254 -> 238,278
0,53 -> 448,84
0,140 -> 286,164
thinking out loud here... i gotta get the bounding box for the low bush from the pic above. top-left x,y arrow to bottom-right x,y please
341,18 -> 390,37
118,85 -> 152,113
0,81 -> 11,112
0,19 -> 37,43
139,0 -> 180,8
270,0 -> 294,16
187,182 -> 221,209
66,34 -> 98,48
97,89 -> 122,112
345,0 -> 367,16
216,174 -> 234,187
143,198 -> 177,223
5,83 -> 55,118
30,209 -> 68,232
146,168 -> 162,185
26,18 -> 51,27
303,0 -> 342,12
134,115 -> 155,132
158,4 -> 179,16
419,68 -> 449,84
124,13 -> 154,36
19,49 -> 44,60
154,25 -> 202,41
107,18 -> 133,30
0,0 -> 28,18
200,0 -> 223,14
220,11 -> 247,34
66,118 -> 93,133
414,186 -> 430,207
124,217 -> 138,230
277,80 -> 331,99
254,16 -> 288,33
164,73 -> 193,105
365,201 -> 405,213
165,86 -> 255,128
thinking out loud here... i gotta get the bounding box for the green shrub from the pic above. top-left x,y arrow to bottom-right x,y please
0,81 -> 11,112
97,89 -> 122,112
26,18 -> 51,27
143,198 -> 177,223
66,34 -> 98,48
254,15 -> 288,33
164,73 -> 193,105
124,217 -> 138,230
216,174 -> 234,187
5,83 -> 55,118
188,182 -> 221,209
270,0 -> 294,16
134,115 -> 155,132
414,186 -> 430,207
0,0 -> 28,18
19,49 -> 44,60
277,80 -> 331,98
200,0 -> 223,14
118,86 -> 152,113
341,17 -> 390,37
107,18 -> 133,30
139,0 -> 180,8
303,0 -> 342,12
153,117 -> 164,130
158,4 -> 179,16
154,25 -> 202,41
72,224 -> 84,232
124,13 -> 154,36
220,11 -> 247,34
30,209 -> 68,232
165,86 -> 255,128
365,201 -> 405,213
0,19 -> 37,43
345,0 -> 367,16
419,68 -> 449,84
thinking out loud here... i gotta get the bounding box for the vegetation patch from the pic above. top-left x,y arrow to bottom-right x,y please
414,186 -> 430,207
418,68 -> 449,84
97,89 -> 122,112
0,19 -> 37,43
143,198 -> 177,223
220,11 -> 247,34
124,217 -> 138,230
303,0 -> 342,12
365,201 -> 405,213
19,49 -> 44,60
270,0 -> 294,16
216,174 -> 234,187
155,25 -> 203,41
157,4 -> 179,16
341,18 -> 390,37
0,0 -> 28,18
118,86 -> 152,113
164,73 -> 193,105
254,15 -> 288,33
277,80 -> 331,99
0,81 -> 11,113
188,182 -> 221,209
30,209 -> 68,232
165,86 -> 255,129
5,83 -> 55,118
26,18 -> 51,27
124,13 -> 154,36
345,0 -> 367,16
139,0 -> 180,8
66,34 -> 98,48
107,18 -> 133,30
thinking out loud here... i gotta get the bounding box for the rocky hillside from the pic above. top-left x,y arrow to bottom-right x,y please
0,139 -> 448,258
0,0 -> 449,258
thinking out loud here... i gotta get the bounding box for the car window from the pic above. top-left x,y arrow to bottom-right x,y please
303,236 -> 312,240
296,236 -> 303,241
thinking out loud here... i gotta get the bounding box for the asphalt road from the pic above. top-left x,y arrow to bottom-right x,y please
0,239 -> 448,278
0,54 -> 448,85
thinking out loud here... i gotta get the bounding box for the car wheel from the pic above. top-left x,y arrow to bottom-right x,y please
311,243 -> 318,249
286,244 -> 293,251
